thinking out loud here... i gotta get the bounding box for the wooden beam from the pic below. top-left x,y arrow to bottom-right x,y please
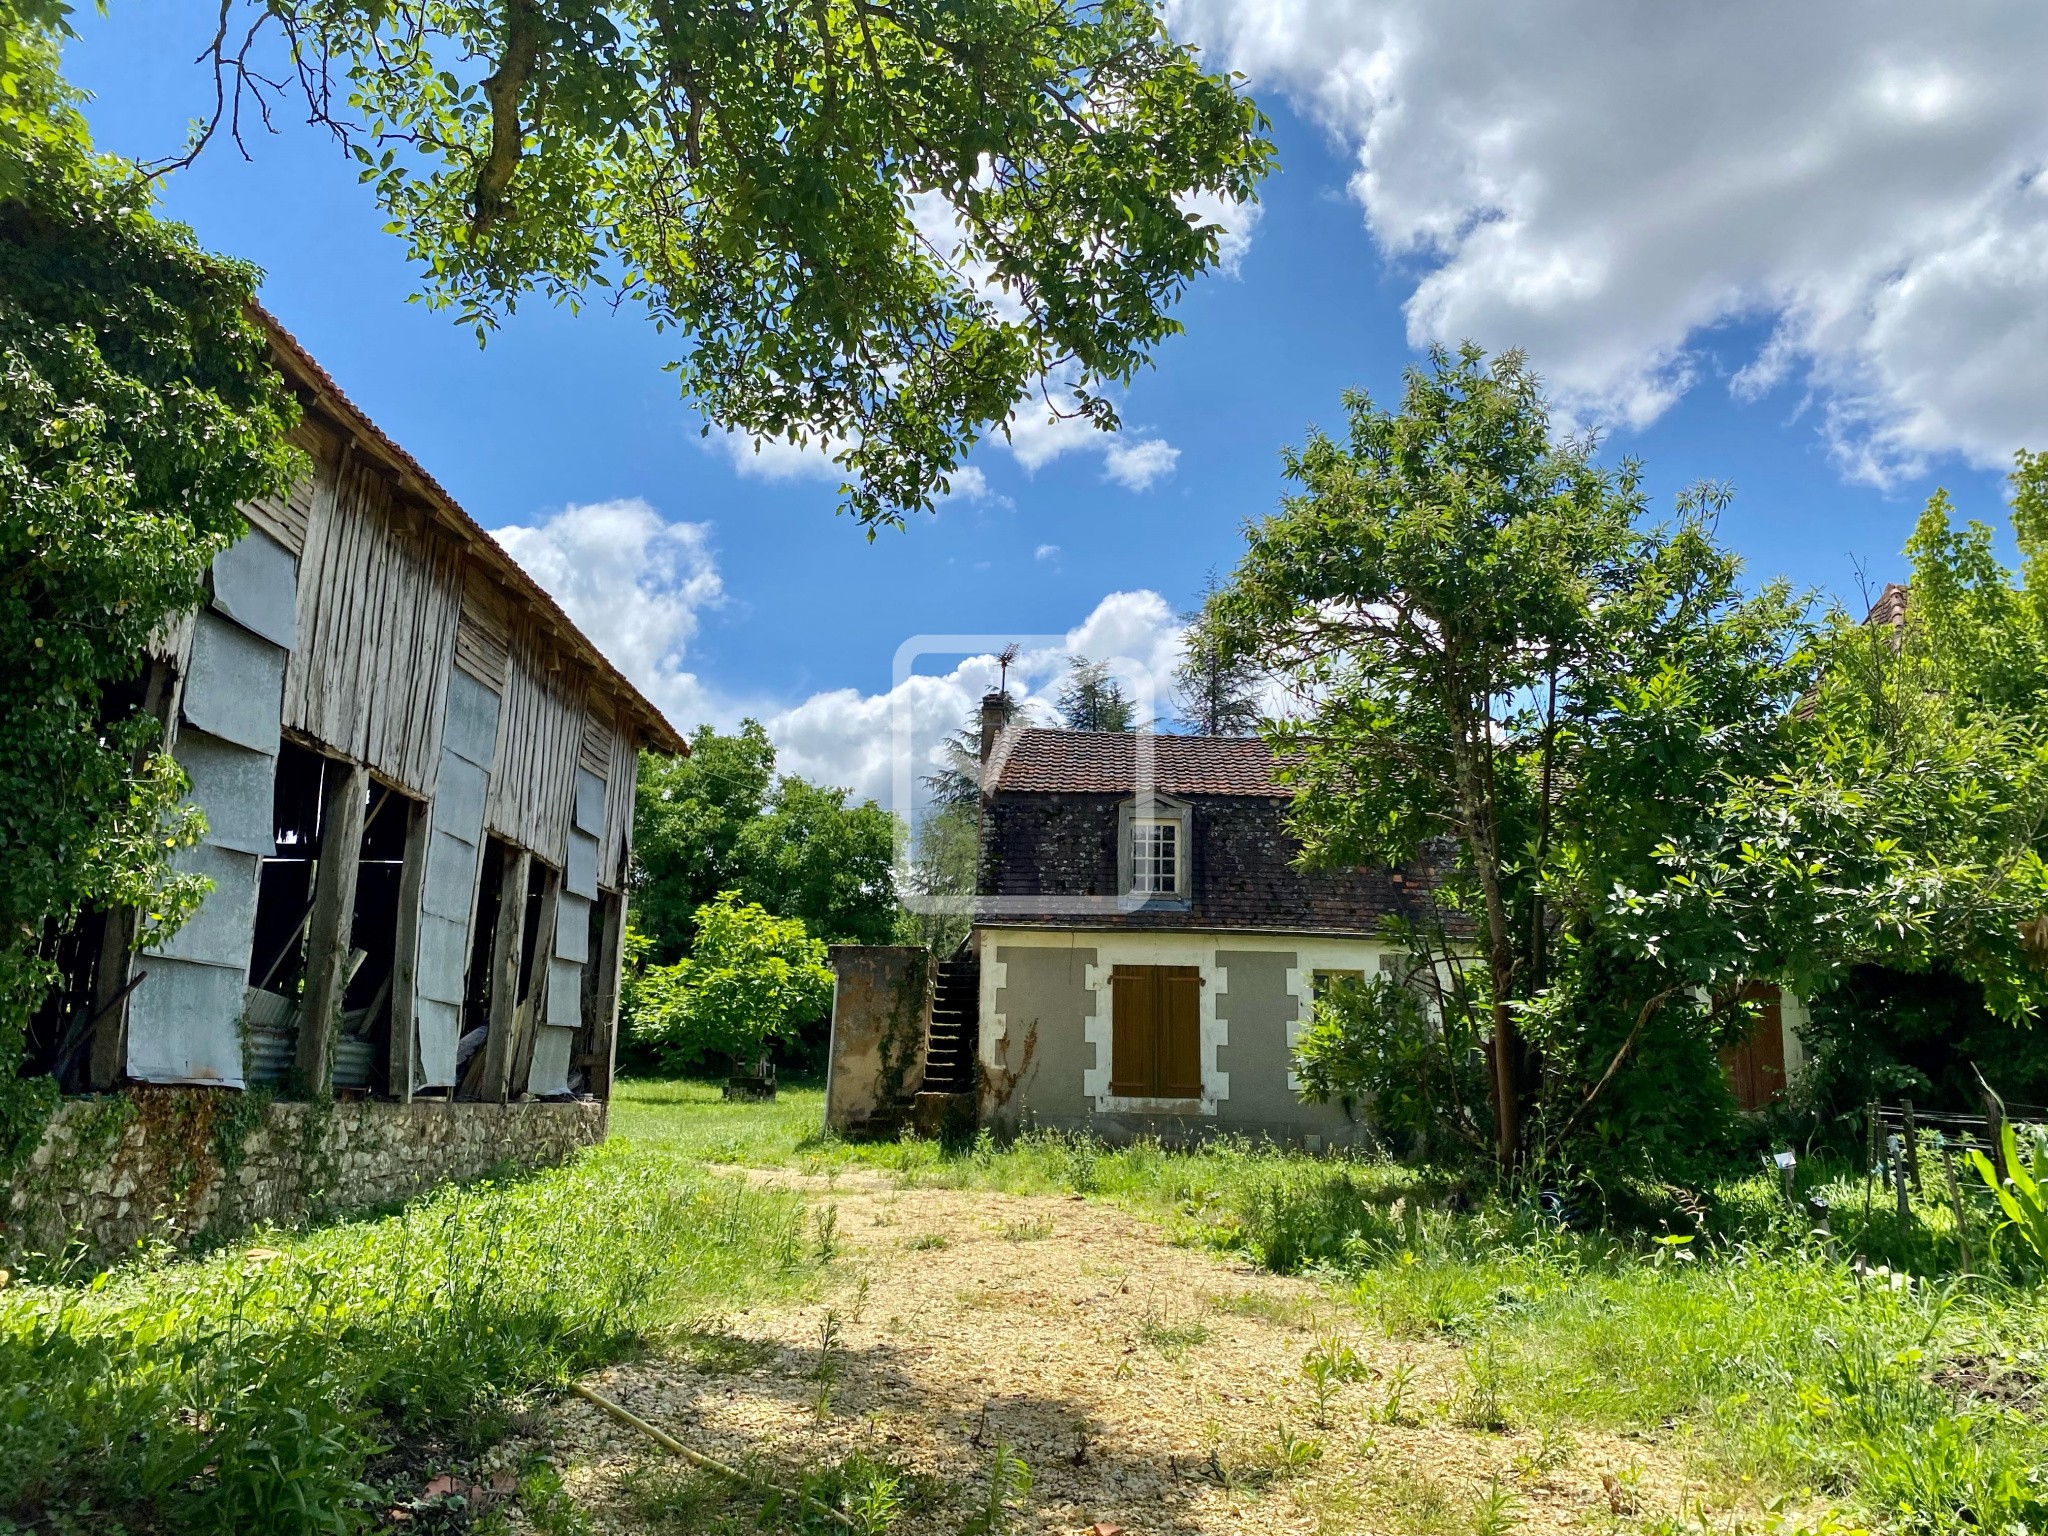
480,844 -> 532,1102
298,762 -> 370,1094
508,867 -> 559,1098
387,796 -> 430,1102
589,891 -> 627,1101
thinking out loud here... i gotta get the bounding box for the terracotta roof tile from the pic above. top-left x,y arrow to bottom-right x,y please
990,729 -> 1290,797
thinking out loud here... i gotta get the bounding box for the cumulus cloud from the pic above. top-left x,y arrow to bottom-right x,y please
1104,438 -> 1182,491
1165,0 -> 2048,481
764,590 -> 1189,808
491,499 -> 721,729
707,429 -> 846,484
1035,543 -> 1061,562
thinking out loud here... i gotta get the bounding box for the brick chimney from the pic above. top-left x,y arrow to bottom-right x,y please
978,691 -> 1010,769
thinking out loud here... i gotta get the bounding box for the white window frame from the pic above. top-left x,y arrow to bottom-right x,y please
1130,816 -> 1181,897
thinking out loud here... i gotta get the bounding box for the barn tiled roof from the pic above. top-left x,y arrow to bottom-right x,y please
990,729 -> 1290,797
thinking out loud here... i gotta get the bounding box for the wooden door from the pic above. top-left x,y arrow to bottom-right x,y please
1719,984 -> 1788,1111
1109,966 -> 1156,1095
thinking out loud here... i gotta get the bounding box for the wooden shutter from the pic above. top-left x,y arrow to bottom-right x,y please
1110,965 -> 1202,1098
1109,967 -> 1157,1095
1719,984 -> 1787,1111
1157,966 -> 1203,1098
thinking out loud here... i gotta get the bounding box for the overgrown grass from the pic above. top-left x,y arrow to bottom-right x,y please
618,1077 -> 2048,1533
0,1134 -> 817,1533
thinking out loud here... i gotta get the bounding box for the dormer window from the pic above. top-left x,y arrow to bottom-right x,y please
1131,818 -> 1180,895
1117,793 -> 1190,905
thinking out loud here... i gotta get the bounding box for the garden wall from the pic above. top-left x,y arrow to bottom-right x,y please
2,1090 -> 605,1270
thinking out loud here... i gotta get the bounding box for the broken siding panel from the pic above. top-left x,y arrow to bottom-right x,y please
573,767 -> 606,837
125,959 -> 248,1087
483,626 -> 585,866
282,458 -> 464,794
150,844 -> 262,969
579,710 -> 613,779
173,731 -> 277,857
565,828 -> 599,900
599,718 -> 639,890
443,670 -> 502,770
183,610 -> 286,754
527,1025 -> 574,1097
554,892 -> 591,964
411,669 -> 502,1089
209,529 -> 299,650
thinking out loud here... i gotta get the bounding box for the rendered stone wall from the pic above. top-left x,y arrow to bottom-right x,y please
2,1090 -> 605,1269
824,945 -> 931,1135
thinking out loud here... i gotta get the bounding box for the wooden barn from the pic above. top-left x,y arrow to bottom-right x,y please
50,309 -> 682,1109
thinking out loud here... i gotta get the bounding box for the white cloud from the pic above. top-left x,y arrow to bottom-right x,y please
764,590 -> 1189,807
1178,189 -> 1264,277
1165,0 -> 2048,482
491,499 -> 721,729
707,429 -> 847,484
1035,543 -> 1061,562
1103,438 -> 1182,491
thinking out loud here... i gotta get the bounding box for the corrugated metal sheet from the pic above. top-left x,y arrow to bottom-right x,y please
125,959 -> 248,1087
150,844 -> 262,969
183,611 -> 285,754
172,730 -> 278,857
554,892 -> 591,964
283,457 -> 464,795
527,1024 -> 574,1097
565,828 -> 599,900
210,528 -> 299,649
573,767 -> 606,837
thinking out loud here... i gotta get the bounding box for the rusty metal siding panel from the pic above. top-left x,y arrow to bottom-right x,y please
599,723 -> 638,890
150,844 -> 262,969
554,892 -> 590,964
125,959 -> 248,1087
527,1024 -> 573,1096
183,611 -> 285,754
210,528 -> 299,650
173,731 -> 276,857
281,457 -> 463,794
484,626 -> 585,866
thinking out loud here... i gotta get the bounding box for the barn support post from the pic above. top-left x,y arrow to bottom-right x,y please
387,797 -> 431,1101
588,891 -> 626,1100
508,867 -> 560,1098
481,844 -> 533,1102
299,761 -> 371,1094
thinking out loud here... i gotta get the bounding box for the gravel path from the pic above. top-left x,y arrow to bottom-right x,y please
539,1175 -> 1694,1535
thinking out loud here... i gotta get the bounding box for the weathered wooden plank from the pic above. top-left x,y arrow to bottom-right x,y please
298,762 -> 370,1093
510,873 -> 561,1097
388,796 -> 430,1103
588,893 -> 627,1100
599,723 -> 639,890
480,844 -> 531,1102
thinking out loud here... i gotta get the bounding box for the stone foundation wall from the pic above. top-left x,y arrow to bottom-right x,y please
2,1090 -> 606,1269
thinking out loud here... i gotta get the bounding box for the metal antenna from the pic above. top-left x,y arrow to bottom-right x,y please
997,642 -> 1020,694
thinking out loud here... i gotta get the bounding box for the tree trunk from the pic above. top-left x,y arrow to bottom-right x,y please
1448,694 -> 1520,1171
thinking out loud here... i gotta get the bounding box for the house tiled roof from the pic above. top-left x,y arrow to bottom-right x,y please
990,729 -> 1290,797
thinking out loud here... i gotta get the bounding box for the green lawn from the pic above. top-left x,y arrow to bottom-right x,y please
3,1081 -> 2042,1535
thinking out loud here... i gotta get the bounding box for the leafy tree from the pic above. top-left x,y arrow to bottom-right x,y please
1175,572 -> 1263,735
144,0 -> 1274,527
632,721 -> 777,963
627,892 -> 832,1073
902,691 -> 1016,952
1,5 -> 299,1160
1635,454 -> 2048,1114
1211,346 -> 1811,1172
739,776 -> 901,949
1056,656 -> 1135,732
632,721 -> 900,963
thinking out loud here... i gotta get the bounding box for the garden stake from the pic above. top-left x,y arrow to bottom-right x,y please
1941,1139 -> 1973,1276
570,1381 -> 855,1528
1902,1098 -> 1923,1192
1864,1101 -> 1879,1239
1891,1134 -> 1911,1225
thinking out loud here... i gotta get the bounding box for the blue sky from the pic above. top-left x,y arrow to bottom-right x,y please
61,4 -> 2044,803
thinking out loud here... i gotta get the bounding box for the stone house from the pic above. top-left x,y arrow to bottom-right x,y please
965,706 -> 1443,1146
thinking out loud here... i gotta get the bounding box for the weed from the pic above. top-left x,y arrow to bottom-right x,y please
958,1440 -> 1031,1536
909,1233 -> 950,1251
1453,1333 -> 1511,1431
517,1462 -> 591,1536
1264,1421 -> 1324,1476
1380,1356 -> 1420,1425
999,1216 -> 1054,1242
1136,1304 -> 1211,1360
1511,1423 -> 1574,1480
815,1205 -> 841,1263
1302,1328 -> 1369,1427
1470,1475 -> 1523,1536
